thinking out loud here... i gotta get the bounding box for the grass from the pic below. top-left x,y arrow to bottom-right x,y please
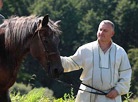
10,88 -> 75,102
10,87 -> 137,102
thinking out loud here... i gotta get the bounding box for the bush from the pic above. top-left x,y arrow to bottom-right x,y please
10,87 -> 75,102
128,48 -> 138,97
10,82 -> 32,95
21,88 -> 53,102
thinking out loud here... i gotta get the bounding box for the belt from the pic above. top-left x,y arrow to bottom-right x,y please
79,83 -> 113,95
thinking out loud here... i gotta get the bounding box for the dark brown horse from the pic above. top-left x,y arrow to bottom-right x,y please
0,15 -> 63,102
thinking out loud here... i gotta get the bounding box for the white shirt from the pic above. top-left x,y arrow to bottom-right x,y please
61,40 -> 132,102
99,46 -> 111,68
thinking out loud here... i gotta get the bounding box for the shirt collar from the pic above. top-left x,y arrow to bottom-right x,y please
96,40 -> 113,52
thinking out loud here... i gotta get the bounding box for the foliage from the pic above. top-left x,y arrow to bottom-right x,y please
10,87 -> 137,102
10,82 -> 32,95
113,0 -> 138,50
123,92 -> 133,102
10,92 -> 24,102
1,0 -> 33,17
10,87 -> 75,102
20,88 -> 53,102
128,49 -> 138,97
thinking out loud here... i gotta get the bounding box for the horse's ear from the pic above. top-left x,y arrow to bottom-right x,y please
54,20 -> 61,26
42,14 -> 49,27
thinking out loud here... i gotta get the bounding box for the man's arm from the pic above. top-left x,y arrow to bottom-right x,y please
107,50 -> 132,99
115,50 -> 132,95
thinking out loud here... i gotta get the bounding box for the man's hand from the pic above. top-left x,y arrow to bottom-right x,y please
106,89 -> 119,99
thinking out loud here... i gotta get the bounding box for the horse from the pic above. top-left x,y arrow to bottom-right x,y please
0,15 -> 63,102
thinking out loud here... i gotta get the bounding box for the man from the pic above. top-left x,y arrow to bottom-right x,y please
61,20 -> 132,102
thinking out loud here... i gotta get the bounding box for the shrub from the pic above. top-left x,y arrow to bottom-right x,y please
10,82 -> 32,95
10,87 -> 75,102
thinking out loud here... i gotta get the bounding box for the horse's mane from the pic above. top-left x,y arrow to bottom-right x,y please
5,16 -> 38,49
3,15 -> 61,50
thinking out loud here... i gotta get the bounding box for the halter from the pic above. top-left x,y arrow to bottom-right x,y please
33,28 -> 60,72
37,28 -> 59,56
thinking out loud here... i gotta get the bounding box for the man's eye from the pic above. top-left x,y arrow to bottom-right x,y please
104,30 -> 108,32
100,29 -> 103,31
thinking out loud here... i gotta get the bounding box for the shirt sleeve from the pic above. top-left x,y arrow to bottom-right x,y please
61,47 -> 83,72
115,50 -> 132,95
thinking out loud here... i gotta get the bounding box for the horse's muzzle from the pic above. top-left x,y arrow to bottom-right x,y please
52,67 -> 64,78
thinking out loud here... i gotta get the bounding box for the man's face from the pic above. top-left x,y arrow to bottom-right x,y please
97,22 -> 114,43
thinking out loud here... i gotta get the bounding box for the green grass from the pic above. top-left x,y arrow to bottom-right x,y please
10,87 -> 137,102
10,88 -> 75,102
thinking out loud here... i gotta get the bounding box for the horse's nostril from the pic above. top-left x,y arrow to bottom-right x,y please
54,68 -> 63,75
53,68 -> 63,78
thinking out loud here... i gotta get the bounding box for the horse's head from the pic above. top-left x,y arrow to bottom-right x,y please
30,15 -> 63,78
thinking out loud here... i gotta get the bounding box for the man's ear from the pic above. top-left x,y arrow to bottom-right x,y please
111,31 -> 115,37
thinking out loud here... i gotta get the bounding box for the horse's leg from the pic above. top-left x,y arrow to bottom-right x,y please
0,90 -> 11,102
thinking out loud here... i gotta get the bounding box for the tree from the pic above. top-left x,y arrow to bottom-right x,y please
128,48 -> 138,97
1,0 -> 33,18
113,0 -> 138,50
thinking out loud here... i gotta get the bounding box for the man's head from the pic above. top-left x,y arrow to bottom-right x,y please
97,20 -> 115,43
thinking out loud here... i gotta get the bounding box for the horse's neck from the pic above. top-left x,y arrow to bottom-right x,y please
5,32 -> 32,61
0,45 -> 29,70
